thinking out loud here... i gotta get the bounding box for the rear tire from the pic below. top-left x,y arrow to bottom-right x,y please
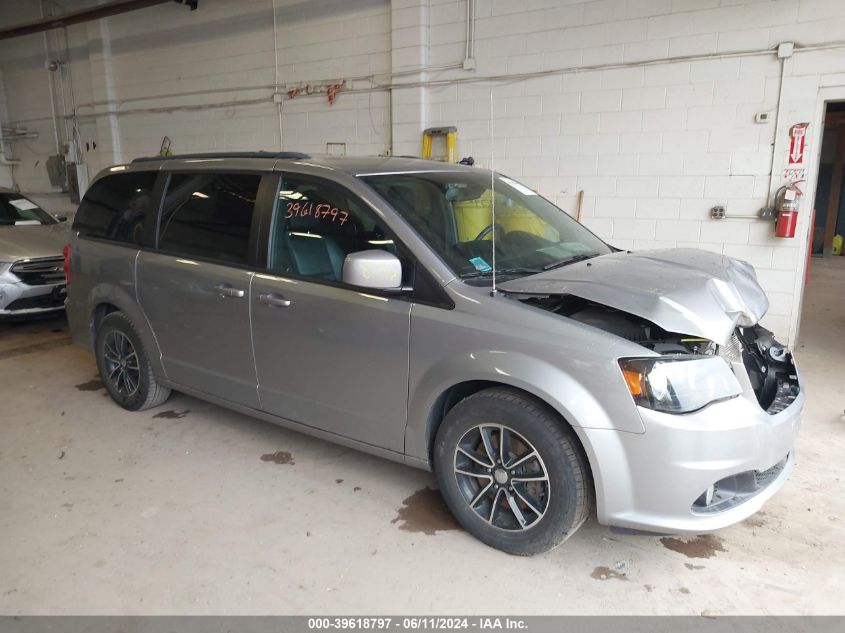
434,387 -> 592,555
95,312 -> 171,411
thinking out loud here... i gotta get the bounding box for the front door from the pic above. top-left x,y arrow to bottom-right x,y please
250,173 -> 411,452
137,171 -> 263,408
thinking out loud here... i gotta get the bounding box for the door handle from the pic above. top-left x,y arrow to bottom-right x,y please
214,284 -> 245,298
259,292 -> 292,308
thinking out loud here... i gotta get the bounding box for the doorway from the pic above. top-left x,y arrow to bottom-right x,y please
797,100 -> 845,400
811,101 -> 845,257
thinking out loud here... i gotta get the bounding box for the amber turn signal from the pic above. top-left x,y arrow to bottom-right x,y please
621,366 -> 646,397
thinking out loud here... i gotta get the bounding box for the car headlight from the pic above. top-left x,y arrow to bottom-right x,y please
0,262 -> 12,275
619,356 -> 742,414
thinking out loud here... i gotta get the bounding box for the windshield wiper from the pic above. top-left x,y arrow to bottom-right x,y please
542,253 -> 600,271
460,267 -> 543,279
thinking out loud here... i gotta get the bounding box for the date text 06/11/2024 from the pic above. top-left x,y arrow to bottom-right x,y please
307,618 -> 528,630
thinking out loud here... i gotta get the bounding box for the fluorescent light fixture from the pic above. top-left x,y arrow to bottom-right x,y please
289,231 -> 321,239
192,191 -> 209,199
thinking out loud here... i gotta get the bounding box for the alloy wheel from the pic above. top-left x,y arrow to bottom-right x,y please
102,330 -> 141,398
453,424 -> 550,531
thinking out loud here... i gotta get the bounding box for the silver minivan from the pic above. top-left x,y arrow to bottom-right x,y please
65,152 -> 802,555
1,189 -> 69,317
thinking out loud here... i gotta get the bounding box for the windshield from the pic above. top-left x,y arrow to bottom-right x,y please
360,171 -> 611,282
0,193 -> 56,226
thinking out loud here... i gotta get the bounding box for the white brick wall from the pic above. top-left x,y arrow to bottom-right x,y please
421,0 -> 845,343
0,0 -> 393,192
1,0 -> 844,343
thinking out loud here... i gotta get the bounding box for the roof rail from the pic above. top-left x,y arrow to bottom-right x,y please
131,151 -> 310,163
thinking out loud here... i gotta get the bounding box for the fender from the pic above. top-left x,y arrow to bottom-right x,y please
404,348 -> 646,467
85,277 -> 167,382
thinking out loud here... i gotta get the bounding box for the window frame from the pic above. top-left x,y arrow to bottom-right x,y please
257,171 -> 454,309
360,172 -> 614,282
74,169 -> 166,250
151,170 -> 277,270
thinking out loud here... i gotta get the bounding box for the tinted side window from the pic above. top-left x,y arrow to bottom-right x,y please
74,171 -> 157,244
159,173 -> 260,264
269,175 -> 411,285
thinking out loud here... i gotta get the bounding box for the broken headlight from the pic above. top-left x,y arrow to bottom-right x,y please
619,356 -> 742,414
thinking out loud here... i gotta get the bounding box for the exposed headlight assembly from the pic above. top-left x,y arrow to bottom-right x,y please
619,355 -> 742,414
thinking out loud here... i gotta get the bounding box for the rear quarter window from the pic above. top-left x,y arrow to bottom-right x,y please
74,171 -> 158,244
157,172 -> 260,264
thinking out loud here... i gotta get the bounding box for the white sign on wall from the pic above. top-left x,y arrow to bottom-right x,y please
783,122 -> 809,181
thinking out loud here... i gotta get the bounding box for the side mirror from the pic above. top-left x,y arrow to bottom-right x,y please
55,214 -> 68,223
342,250 -> 403,291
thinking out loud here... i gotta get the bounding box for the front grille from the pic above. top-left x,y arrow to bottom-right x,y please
10,257 -> 65,285
4,292 -> 65,311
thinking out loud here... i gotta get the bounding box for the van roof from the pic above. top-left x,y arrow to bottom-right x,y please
127,153 -> 475,176
131,151 -> 310,162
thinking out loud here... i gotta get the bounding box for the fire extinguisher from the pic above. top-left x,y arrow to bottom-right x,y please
774,183 -> 803,238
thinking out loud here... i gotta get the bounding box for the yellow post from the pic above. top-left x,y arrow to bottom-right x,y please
421,133 -> 433,160
446,130 -> 457,163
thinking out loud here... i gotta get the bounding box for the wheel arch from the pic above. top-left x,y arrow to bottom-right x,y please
92,302 -> 120,338
87,284 -> 166,382
419,379 -> 598,513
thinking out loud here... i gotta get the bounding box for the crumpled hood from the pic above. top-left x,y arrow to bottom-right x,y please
499,248 -> 768,346
0,223 -> 70,262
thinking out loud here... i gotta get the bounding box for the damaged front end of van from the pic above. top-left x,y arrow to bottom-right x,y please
499,248 -> 802,532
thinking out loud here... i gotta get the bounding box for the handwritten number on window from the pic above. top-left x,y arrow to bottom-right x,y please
285,201 -> 348,225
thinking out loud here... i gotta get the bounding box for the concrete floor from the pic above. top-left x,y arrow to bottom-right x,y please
1,258 -> 843,615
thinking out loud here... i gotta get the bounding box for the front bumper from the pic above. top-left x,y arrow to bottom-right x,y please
0,275 -> 67,316
584,379 -> 803,533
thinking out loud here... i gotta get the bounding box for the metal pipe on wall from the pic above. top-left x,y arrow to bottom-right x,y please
39,2 -> 62,156
271,0 -> 283,151
0,0 -> 196,41
0,137 -> 22,166
7,36 -> 845,129
767,54 -> 789,205
60,21 -> 81,161
464,0 -> 476,69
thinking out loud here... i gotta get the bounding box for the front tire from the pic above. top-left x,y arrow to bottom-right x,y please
434,388 -> 592,555
95,312 -> 171,411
